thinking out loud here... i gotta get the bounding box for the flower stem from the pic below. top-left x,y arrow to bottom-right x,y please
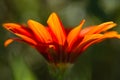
48,63 -> 73,80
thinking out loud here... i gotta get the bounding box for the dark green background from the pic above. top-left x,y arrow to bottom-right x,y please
0,0 -> 120,80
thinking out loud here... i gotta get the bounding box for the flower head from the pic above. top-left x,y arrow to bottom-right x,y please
3,12 -> 120,64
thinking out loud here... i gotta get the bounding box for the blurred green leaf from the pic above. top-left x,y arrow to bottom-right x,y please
10,56 -> 37,80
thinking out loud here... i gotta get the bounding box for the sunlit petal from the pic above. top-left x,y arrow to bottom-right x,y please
3,23 -> 32,37
4,39 -> 14,47
79,26 -> 95,36
47,12 -> 66,45
73,34 -> 103,52
28,20 -> 52,43
81,31 -> 120,52
85,21 -> 116,34
15,33 -> 37,45
67,20 -> 85,51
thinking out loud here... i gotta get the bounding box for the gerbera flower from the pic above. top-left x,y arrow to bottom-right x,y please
3,12 -> 120,64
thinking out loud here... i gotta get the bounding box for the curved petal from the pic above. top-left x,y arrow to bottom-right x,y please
79,26 -> 95,36
15,33 -> 37,45
3,23 -> 32,37
47,12 -> 66,45
4,38 -> 26,46
75,31 -> 120,52
28,20 -> 52,43
4,39 -> 14,47
81,31 -> 120,52
85,21 -> 116,35
73,34 -> 103,52
67,20 -> 85,51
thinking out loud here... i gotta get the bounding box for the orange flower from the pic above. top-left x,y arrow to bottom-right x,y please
3,12 -> 120,64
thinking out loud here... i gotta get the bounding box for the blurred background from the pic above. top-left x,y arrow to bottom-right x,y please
0,0 -> 120,80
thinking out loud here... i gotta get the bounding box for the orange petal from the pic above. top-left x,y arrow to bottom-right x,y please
28,20 -> 52,43
67,20 -> 85,51
73,34 -> 103,52
86,21 -> 116,34
104,31 -> 120,38
80,34 -> 103,45
81,31 -> 120,52
4,39 -> 14,47
79,26 -> 94,36
3,23 -> 31,37
47,12 -> 66,45
15,33 -> 37,45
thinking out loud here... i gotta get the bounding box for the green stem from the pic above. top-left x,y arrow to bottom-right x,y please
48,63 -> 73,80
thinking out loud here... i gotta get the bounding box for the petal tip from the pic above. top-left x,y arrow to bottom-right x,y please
47,12 -> 58,23
2,23 -> 10,28
4,39 -> 14,47
51,12 -> 57,16
80,19 -> 85,25
27,19 -> 34,24
2,23 -> 13,30
81,19 -> 85,23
